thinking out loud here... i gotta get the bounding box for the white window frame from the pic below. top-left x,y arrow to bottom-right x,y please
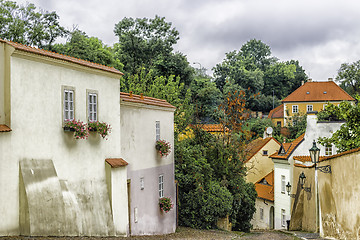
292,105 -> 298,113
281,175 -> 286,194
323,104 -> 328,110
262,150 -> 268,156
281,209 -> 286,227
307,105 -> 313,112
158,174 -> 164,198
87,91 -> 98,122
156,121 -> 160,141
63,87 -> 75,122
325,144 -> 332,156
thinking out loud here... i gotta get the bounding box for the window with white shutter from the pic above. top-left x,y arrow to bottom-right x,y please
64,89 -> 74,121
88,92 -> 97,122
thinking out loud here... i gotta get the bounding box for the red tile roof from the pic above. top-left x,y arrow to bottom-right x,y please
105,158 -> 128,168
120,92 -> 176,109
245,137 -> 280,162
268,104 -> 284,119
0,39 -> 123,76
282,81 -> 354,102
190,124 -> 228,133
255,170 -> 274,201
270,133 -> 305,160
0,124 -> 11,132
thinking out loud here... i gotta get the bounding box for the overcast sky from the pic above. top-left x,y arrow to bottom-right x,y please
14,0 -> 360,80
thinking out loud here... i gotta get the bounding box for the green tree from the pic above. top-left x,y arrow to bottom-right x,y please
240,39 -> 277,71
336,60 -> 360,96
318,99 -> 360,152
52,30 -> 123,70
0,0 -> 68,50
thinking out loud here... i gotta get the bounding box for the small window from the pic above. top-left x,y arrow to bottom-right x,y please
260,207 -> 264,220
88,92 -> 98,122
156,121 -> 160,141
158,175 -> 164,198
307,105 -> 313,112
292,105 -> 298,113
281,175 -> 286,194
140,177 -> 144,190
262,150 -> 268,156
63,88 -> 74,121
325,144 -> 332,156
323,104 -> 328,110
281,209 -> 286,227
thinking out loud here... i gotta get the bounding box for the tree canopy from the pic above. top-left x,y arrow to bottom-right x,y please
336,60 -> 360,96
0,0 -> 68,50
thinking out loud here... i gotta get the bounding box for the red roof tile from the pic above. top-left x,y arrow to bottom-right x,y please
245,137 -> 280,162
268,104 -> 284,119
120,92 -> 176,109
105,158 -> 128,168
270,133 -> 305,160
282,81 -> 354,102
190,124 -> 228,133
0,39 -> 123,76
255,171 -> 274,201
0,124 -> 11,132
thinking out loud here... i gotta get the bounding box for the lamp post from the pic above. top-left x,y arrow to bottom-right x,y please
193,62 -> 203,76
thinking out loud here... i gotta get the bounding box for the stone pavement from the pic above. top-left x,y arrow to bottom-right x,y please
281,230 -> 334,240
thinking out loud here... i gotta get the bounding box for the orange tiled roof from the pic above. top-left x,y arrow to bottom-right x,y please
120,92 -> 176,109
270,133 -> 305,159
0,124 -> 11,132
190,124 -> 227,133
282,81 -> 354,102
268,104 -> 284,119
245,137 -> 280,162
0,39 -> 123,76
105,158 -> 128,168
255,170 -> 274,201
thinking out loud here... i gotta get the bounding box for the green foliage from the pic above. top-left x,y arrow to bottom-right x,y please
318,100 -> 360,152
175,129 -> 256,231
286,113 -> 307,140
190,76 -> 222,123
317,103 -> 343,121
53,30 -> 123,70
213,39 -> 307,112
122,69 -> 193,135
0,0 -> 68,49
244,118 -> 274,140
336,60 -> 360,96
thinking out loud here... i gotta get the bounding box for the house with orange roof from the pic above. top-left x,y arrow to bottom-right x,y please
244,136 -> 280,184
268,79 -> 355,126
244,134 -> 280,230
270,133 -> 305,229
120,92 -> 176,236
270,114 -> 344,230
251,171 -> 275,229
0,39 -> 176,237
268,104 -> 284,127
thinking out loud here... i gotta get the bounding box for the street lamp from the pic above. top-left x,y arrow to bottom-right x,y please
286,172 -> 311,198
309,140 -> 331,173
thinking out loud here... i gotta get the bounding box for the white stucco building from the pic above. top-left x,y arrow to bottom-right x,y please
0,39 -> 176,236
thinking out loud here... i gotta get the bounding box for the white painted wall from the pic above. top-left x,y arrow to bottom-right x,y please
120,102 -> 176,236
0,48 -> 125,235
251,199 -> 274,229
274,162 -> 291,229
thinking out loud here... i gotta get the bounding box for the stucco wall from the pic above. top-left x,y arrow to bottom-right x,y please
318,151 -> 360,239
120,103 -> 176,236
0,50 -> 125,236
251,199 -> 274,229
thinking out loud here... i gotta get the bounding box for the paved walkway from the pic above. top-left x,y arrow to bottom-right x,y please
281,230 -> 333,240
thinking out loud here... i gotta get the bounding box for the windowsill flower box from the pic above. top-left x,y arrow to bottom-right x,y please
64,120 -> 88,139
155,139 -> 171,157
159,197 -> 174,213
88,121 -> 111,139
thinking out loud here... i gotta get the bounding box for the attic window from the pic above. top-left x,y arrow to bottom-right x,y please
306,91 -> 310,94
323,91 -> 327,94
259,178 -> 269,185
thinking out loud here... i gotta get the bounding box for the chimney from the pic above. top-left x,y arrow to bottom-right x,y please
328,78 -> 333,81
301,80 -> 304,85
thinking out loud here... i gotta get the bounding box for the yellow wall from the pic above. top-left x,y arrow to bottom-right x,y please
271,117 -> 284,127
245,138 -> 280,183
285,102 -> 341,119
